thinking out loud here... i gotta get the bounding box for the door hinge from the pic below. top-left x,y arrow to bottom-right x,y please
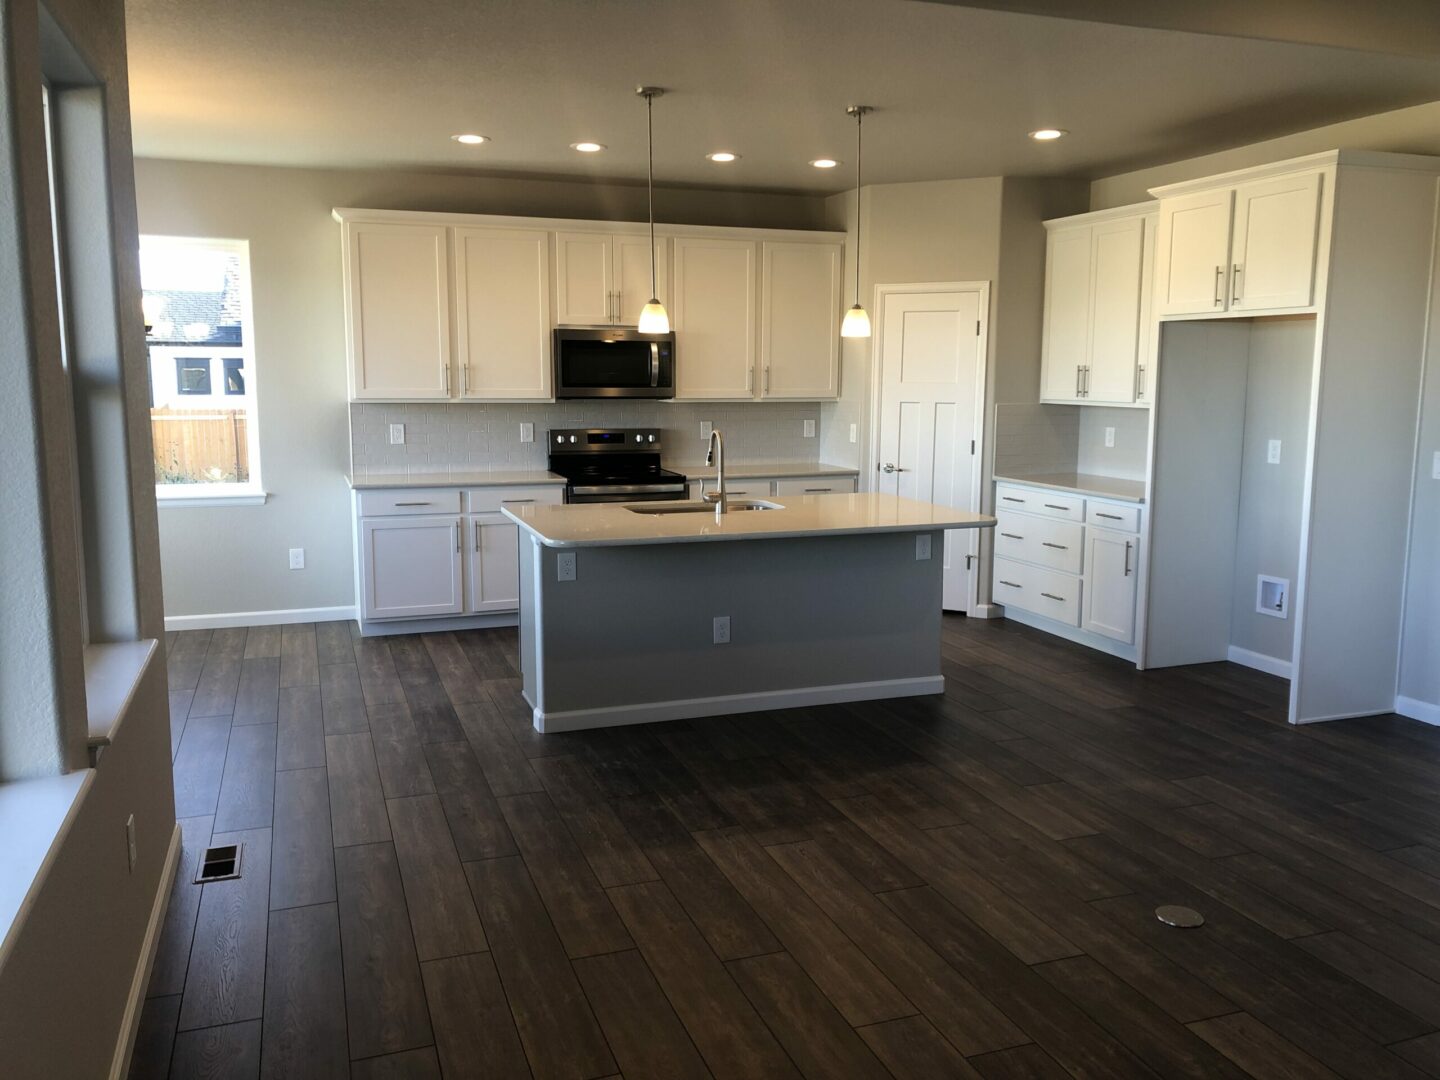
970,439 -> 975,454
965,554 -> 973,570
975,320 -> 981,336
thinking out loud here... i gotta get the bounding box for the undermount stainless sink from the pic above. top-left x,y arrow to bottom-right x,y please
626,499 -> 784,515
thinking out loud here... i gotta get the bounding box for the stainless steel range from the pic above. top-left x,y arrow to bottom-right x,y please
548,428 -> 688,503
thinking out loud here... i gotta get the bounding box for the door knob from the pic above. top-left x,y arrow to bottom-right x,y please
880,463 -> 908,474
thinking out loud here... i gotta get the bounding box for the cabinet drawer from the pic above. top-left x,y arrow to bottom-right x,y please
994,484 -> 1083,522
1086,501 -> 1139,532
691,479 -> 773,499
357,489 -> 463,516
465,485 -> 564,513
993,510 -> 1084,575
993,557 -> 1082,627
774,477 -> 858,496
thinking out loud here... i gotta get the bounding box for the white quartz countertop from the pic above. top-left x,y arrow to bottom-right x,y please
994,471 -> 1146,504
348,469 -> 565,490
665,461 -> 861,481
503,492 -> 995,548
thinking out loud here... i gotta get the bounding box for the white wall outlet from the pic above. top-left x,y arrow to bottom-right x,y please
288,547 -> 305,570
700,421 -> 713,440
1104,426 -> 1116,448
1433,450 -> 1440,480
712,615 -> 731,644
915,534 -> 933,561
520,422 -> 534,443
125,814 -> 137,873
556,551 -> 577,582
849,423 -> 857,444
803,419 -> 816,438
389,423 -> 405,445
1267,439 -> 1282,464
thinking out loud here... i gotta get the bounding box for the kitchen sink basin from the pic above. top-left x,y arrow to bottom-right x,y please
626,499 -> 784,514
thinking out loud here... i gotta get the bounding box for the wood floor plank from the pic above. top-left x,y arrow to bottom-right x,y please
966,1044 -> 1071,1079
189,627 -> 247,718
170,1019 -> 262,1080
465,855 -> 615,1080
349,1047 -> 441,1080
270,766 -> 335,910
607,879 -> 801,1079
573,949 -> 713,1080
422,631 -> 487,705
168,629 -> 213,693
854,1015 -> 981,1079
1294,929 -> 1440,1028
233,656 -> 280,726
422,740 -> 516,860
320,661 -> 369,735
316,619 -> 355,666
420,953 -> 530,1080
213,722 -> 277,833
356,637 -> 407,707
127,994 -> 181,1080
244,624 -> 282,660
457,699 -> 542,796
1187,1012 -> 1343,1080
532,755 -> 657,887
262,903 -> 349,1080
335,842 -> 433,1060
327,732 -> 391,847
279,623 -> 319,689
387,794 -> 488,960
370,702 -> 436,799
172,717 -> 230,819
276,685 -> 325,771
179,828 -> 271,1031
1390,1032 -> 1440,1076
148,815 -> 213,997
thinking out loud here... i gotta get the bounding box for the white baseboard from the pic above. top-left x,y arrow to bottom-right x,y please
1226,645 -> 1292,679
359,612 -> 518,637
110,822 -> 181,1080
1396,695 -> 1440,727
970,604 -> 1003,620
534,675 -> 945,733
164,605 -> 356,631
998,604 -> 1139,663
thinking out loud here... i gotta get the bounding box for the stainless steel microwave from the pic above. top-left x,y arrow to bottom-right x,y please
553,328 -> 675,399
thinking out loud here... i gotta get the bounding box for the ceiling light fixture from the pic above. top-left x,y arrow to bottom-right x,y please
840,105 -> 873,339
706,152 -> 740,163
451,133 -> 488,145
571,141 -> 606,153
1029,128 -> 1067,141
810,158 -> 840,169
636,86 -> 670,335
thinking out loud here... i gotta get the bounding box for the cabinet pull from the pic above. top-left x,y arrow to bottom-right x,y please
747,367 -> 753,392
444,365 -> 451,395
1082,366 -> 1090,397
1075,366 -> 1083,396
474,519 -> 481,552
1040,592 -> 1066,602
461,363 -> 469,395
1043,503 -> 1068,511
1124,540 -> 1133,576
804,487 -> 831,493
394,501 -> 431,506
1041,541 -> 1067,550
998,580 -> 1022,589
1095,511 -> 1122,520
456,524 -> 461,553
1231,263 -> 1243,303
500,498 -> 535,504
1000,532 -> 1024,540
763,366 -> 770,393
1135,364 -> 1145,400
1001,496 -> 1025,504
1214,265 -> 1224,305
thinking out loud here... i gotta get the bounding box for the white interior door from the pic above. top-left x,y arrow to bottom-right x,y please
875,286 -> 986,612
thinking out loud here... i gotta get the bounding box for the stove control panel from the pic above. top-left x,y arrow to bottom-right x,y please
548,428 -> 663,453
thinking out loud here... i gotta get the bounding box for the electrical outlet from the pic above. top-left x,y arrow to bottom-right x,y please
700,421 -> 713,440
1104,426 -> 1115,448
849,423 -> 857,444
803,419 -> 816,438
1267,439 -> 1282,464
712,615 -> 731,644
125,814 -> 137,873
389,423 -> 405,445
520,422 -> 534,443
556,551 -> 577,582
289,548 -> 305,570
915,534 -> 933,561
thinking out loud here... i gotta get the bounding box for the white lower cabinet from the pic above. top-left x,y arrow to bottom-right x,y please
360,515 -> 464,620
772,477 -> 857,496
1082,528 -> 1141,643
993,557 -> 1082,626
467,514 -> 521,613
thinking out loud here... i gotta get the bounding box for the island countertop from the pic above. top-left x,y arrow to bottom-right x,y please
503,492 -> 994,548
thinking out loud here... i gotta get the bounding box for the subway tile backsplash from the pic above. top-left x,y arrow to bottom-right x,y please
350,401 -> 824,480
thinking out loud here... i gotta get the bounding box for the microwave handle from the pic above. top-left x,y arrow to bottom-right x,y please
650,342 -> 660,387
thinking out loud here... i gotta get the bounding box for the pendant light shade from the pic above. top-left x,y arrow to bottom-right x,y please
637,86 -> 670,334
842,105 -> 873,338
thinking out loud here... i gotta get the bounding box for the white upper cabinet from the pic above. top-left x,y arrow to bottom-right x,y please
1086,217 -> 1146,404
553,231 -> 614,325
343,222 -> 452,399
453,227 -> 552,400
613,235 -> 669,327
673,236 -> 758,399
759,242 -> 841,399
1041,224 -> 1094,402
1154,167 -> 1324,317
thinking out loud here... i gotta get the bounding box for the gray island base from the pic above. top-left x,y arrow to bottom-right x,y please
504,493 -> 995,732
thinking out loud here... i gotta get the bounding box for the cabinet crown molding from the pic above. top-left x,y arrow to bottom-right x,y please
1145,148 -> 1440,202
1044,201 -> 1158,230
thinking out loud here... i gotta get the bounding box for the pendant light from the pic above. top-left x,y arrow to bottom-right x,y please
840,104 -> 873,338
636,86 -> 671,334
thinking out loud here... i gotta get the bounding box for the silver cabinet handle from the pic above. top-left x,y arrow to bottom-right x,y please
1043,503 -> 1068,511
1231,264 -> 1243,303
650,342 -> 660,387
1001,495 -> 1025,503
1083,366 -> 1090,396
1095,511 -> 1122,520
880,463 -> 908,474
1000,532 -> 1024,540
1214,265 -> 1224,306
1076,366 -> 1083,396
1135,363 -> 1145,400
444,365 -> 451,395
1124,540 -> 1133,576
500,498 -> 534,504
804,488 -> 831,493
394,501 -> 431,506
474,518 -> 481,551
1041,542 -> 1067,550
998,580 -> 1022,589
1041,592 -> 1066,602
461,363 -> 470,396
763,366 -> 770,393
455,523 -> 461,553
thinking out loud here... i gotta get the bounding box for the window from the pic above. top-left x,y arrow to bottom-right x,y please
142,236 -> 263,501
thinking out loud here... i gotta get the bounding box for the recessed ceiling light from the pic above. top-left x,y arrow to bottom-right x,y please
451,133 -> 488,145
1029,128 -> 1068,141
810,158 -> 840,169
571,141 -> 606,153
706,151 -> 740,163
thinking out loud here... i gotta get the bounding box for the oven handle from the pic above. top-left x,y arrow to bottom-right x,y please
570,482 -> 687,495
650,342 -> 660,388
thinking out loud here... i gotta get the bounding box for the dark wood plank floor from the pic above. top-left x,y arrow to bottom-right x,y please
132,615 -> 1440,1079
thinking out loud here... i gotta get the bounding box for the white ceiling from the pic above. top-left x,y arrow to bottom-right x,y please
124,0 -> 1440,194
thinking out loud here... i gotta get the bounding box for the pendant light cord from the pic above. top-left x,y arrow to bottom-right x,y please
646,91 -> 658,300
854,108 -> 862,305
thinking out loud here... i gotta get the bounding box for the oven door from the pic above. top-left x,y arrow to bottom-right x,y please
554,329 -> 675,398
567,482 -> 688,504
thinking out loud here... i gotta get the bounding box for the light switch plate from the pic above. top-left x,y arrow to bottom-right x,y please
916,534 -> 933,561
1104,426 -> 1115,448
520,423 -> 534,443
803,419 -> 816,438
289,548 -> 305,570
849,423 -> 857,444
389,423 -> 405,445
1267,439 -> 1282,464
556,551 -> 577,582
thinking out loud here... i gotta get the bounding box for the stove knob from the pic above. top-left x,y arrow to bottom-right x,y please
568,435 -> 577,443
648,434 -> 657,442
555,435 -> 564,444
634,434 -> 645,443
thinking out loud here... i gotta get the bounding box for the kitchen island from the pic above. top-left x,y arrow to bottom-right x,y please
503,493 -> 994,731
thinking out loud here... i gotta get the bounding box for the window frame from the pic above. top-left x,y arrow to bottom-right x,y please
174,356 -> 211,396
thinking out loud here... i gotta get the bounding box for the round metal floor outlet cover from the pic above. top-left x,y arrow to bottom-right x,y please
1155,904 -> 1204,928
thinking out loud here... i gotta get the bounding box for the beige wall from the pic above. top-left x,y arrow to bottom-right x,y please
135,158 -> 828,619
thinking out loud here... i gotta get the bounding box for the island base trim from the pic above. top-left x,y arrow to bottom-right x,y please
532,675 -> 945,733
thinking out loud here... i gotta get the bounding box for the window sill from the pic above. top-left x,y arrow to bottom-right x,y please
84,639 -> 158,749
156,485 -> 268,508
0,769 -> 94,967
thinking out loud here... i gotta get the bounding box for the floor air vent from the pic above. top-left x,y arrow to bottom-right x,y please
194,843 -> 244,884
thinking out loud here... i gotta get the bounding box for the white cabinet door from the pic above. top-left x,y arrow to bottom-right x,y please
344,222 -> 451,399
1085,216 -> 1145,404
454,227 -> 552,400
554,231 -> 613,325
1082,527 -> 1140,643
759,242 -> 841,399
1155,188 -> 1234,316
1230,171 -> 1322,312
360,516 -> 463,620
1040,225 -> 1091,402
673,237 -> 757,399
466,513 -> 521,612
613,235 -> 668,327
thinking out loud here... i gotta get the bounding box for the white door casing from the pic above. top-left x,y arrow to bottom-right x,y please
872,283 -> 988,612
